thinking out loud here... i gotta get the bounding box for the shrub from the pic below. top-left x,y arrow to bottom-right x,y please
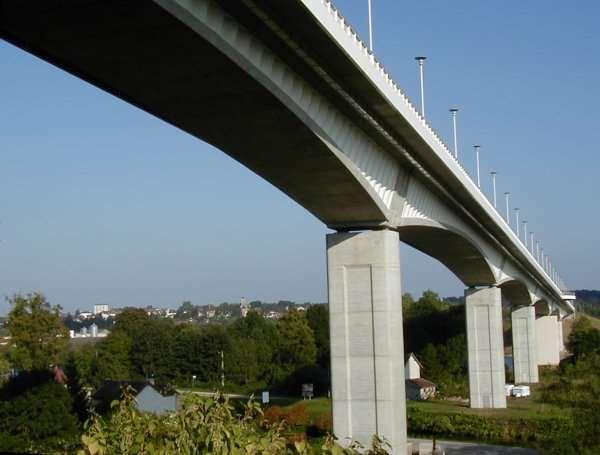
264,405 -> 284,425
284,403 -> 310,427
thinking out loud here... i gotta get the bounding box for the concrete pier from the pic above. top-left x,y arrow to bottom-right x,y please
511,306 -> 539,383
465,286 -> 507,408
327,230 -> 406,454
536,315 -> 561,366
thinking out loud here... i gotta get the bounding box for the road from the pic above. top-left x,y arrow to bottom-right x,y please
409,438 -> 537,454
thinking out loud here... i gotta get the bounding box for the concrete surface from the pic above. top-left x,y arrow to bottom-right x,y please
511,306 -> 539,383
327,230 -> 406,454
466,287 -> 506,408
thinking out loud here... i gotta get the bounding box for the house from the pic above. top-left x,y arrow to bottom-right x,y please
406,378 -> 437,400
93,380 -> 179,414
404,353 -> 437,400
405,352 -> 422,380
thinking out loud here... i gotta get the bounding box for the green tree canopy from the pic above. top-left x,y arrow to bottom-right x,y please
567,316 -> 600,359
7,293 -> 68,371
306,305 -> 329,368
275,310 -> 317,379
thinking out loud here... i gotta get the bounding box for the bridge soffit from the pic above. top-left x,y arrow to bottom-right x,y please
158,0 -> 401,222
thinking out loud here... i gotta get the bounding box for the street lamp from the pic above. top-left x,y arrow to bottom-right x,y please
449,108 -> 459,159
490,171 -> 497,207
474,145 -> 482,187
504,192 -> 511,223
514,208 -> 520,236
367,0 -> 373,51
415,56 -> 427,117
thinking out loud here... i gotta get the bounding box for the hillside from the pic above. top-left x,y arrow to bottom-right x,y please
573,290 -> 600,317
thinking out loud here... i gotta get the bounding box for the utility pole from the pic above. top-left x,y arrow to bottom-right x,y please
220,350 -> 225,388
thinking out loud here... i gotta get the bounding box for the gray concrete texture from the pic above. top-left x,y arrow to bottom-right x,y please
511,306 -> 539,384
465,287 -> 507,409
327,230 -> 406,454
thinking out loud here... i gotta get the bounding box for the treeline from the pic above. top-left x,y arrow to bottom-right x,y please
574,289 -> 600,318
66,306 -> 330,395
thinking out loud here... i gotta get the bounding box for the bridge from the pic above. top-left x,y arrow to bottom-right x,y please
1,0 -> 575,452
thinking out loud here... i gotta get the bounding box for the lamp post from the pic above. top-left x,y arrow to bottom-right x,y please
450,108 -> 459,159
367,0 -> 373,51
523,221 -> 528,248
415,57 -> 427,117
490,171 -> 497,207
514,208 -> 520,236
504,192 -> 511,223
535,240 -> 540,262
473,145 -> 482,187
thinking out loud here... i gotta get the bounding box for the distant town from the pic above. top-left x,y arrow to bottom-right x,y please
61,298 -> 326,340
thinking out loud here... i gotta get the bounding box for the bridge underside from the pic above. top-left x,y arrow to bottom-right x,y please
1,1 -> 570,451
0,0 -> 386,226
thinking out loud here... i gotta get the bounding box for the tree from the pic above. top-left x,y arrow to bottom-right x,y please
174,324 -> 230,385
231,311 -> 280,382
567,316 -> 600,359
7,293 -> 68,371
275,310 -> 317,380
414,290 -> 447,317
130,318 -> 176,381
0,371 -> 80,453
95,331 -> 134,382
402,293 -> 415,319
306,305 -> 329,368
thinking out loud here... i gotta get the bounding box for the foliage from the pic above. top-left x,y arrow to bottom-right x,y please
264,403 -> 310,427
276,310 -> 317,380
95,330 -> 135,384
230,311 -> 280,384
78,392 -> 389,454
407,406 -> 577,450
0,371 -> 80,453
566,316 -> 600,358
6,293 -> 68,371
306,305 -> 330,369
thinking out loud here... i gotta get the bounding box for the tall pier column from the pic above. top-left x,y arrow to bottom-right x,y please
535,315 -> 561,366
511,306 -> 539,383
327,230 -> 406,454
465,286 -> 507,408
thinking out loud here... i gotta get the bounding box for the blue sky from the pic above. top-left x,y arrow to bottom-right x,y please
1,1 -> 599,314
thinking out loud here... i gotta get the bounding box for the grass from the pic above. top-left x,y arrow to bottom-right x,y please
407,395 -> 564,419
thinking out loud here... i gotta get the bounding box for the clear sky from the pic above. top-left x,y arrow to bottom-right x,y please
1,1 -> 599,314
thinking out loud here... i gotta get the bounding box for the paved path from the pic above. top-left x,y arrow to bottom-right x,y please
408,438 -> 537,455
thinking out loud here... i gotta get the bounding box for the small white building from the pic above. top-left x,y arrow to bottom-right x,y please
404,353 -> 437,400
240,297 -> 250,318
405,353 -> 422,380
94,304 -> 110,315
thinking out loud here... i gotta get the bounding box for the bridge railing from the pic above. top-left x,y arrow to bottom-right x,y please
317,0 -> 564,292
